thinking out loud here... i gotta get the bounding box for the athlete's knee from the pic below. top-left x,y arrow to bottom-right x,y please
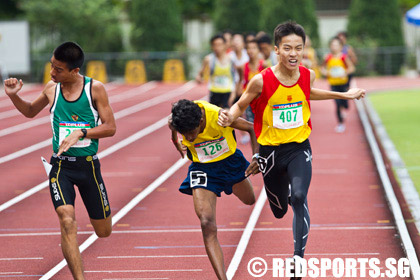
271,206 -> 288,219
291,190 -> 306,205
59,216 -> 77,235
95,227 -> 112,238
199,216 -> 217,237
242,194 -> 256,206
91,216 -> 112,238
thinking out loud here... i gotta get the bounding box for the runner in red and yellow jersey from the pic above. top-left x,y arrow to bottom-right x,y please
218,21 -> 365,280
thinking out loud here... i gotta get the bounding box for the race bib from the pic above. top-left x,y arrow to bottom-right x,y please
329,66 -> 346,78
272,101 -> 304,129
59,121 -> 91,148
213,75 -> 230,89
195,136 -> 230,162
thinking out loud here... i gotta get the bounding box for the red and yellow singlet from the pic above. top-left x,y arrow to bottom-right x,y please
251,66 -> 312,146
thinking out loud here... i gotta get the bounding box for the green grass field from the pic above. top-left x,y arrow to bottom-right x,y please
369,89 -> 420,193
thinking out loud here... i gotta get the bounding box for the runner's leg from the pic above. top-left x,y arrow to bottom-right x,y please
193,188 -> 227,280
56,205 -> 85,280
287,149 -> 312,257
232,177 -> 255,205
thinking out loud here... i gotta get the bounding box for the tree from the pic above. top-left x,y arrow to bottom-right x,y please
213,0 -> 260,34
21,0 -> 123,53
130,0 -> 183,51
0,0 -> 22,20
348,0 -> 405,74
178,0 -> 214,19
260,0 -> 319,46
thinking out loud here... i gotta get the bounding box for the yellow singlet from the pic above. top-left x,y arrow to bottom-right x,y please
182,101 -> 237,163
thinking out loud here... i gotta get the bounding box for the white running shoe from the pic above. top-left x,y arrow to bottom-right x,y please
335,123 -> 346,133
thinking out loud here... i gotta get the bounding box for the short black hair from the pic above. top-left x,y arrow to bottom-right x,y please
337,31 -> 347,38
273,21 -> 306,47
53,42 -> 84,70
210,34 -> 226,44
171,99 -> 202,134
257,34 -> 272,45
329,36 -> 343,46
246,38 -> 259,47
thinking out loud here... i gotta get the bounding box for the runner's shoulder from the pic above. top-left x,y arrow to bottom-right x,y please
43,81 -> 57,96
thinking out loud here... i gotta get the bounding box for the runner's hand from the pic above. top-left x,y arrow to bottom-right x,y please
245,159 -> 260,176
174,138 -> 187,158
346,88 -> 366,100
57,130 -> 84,156
217,109 -> 234,127
4,78 -> 23,96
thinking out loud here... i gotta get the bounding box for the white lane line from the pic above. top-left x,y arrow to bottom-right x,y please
0,82 -> 194,164
0,139 -> 51,164
39,157 -> 189,280
0,272 -> 23,275
0,81 -> 159,137
226,187 -> 267,280
0,226 -> 396,237
98,255 -> 207,259
0,116 -> 50,138
108,82 -> 157,103
0,108 -> 22,119
356,99 -> 420,279
0,82 -> 156,121
364,97 -> 420,233
86,269 -> 201,273
0,257 -> 43,260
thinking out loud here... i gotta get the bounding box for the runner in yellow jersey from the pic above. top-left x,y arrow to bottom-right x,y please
196,34 -> 241,108
168,99 -> 259,280
322,36 -> 355,133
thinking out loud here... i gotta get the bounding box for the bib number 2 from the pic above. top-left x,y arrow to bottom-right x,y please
59,121 -> 91,148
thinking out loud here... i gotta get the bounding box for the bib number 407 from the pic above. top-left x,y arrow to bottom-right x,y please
279,109 -> 298,123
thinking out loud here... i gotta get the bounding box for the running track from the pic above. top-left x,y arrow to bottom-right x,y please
0,77 -> 419,279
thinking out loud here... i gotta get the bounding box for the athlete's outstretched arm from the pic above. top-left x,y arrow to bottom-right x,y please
195,55 -> 210,84
229,117 -> 260,176
4,78 -> 51,118
309,69 -> 365,100
168,114 -> 186,158
218,73 -> 263,127
57,80 -> 116,156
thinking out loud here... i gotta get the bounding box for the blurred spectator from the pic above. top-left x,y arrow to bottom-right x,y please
223,29 -> 233,53
302,35 -> 320,77
256,33 -> 277,67
337,31 -> 358,88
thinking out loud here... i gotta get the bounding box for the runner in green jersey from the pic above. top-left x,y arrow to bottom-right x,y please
4,42 -> 116,280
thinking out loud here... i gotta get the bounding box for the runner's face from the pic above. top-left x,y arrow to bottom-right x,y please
50,56 -> 77,83
330,39 -> 343,54
182,116 -> 204,142
183,125 -> 201,142
259,43 -> 272,59
211,38 -> 226,56
275,34 -> 304,70
246,42 -> 260,59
